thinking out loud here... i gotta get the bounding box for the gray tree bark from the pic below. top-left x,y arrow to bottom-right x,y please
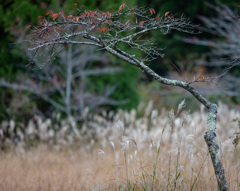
204,104 -> 228,191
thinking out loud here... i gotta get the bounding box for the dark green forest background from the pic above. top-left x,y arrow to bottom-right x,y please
0,0 -> 240,123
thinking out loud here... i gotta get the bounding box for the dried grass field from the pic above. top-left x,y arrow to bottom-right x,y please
0,102 -> 240,191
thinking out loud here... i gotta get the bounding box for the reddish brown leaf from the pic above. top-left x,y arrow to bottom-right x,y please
149,8 -> 155,15
119,4 -> 125,12
73,16 -> 80,22
89,11 -> 96,17
28,25 -> 32,28
90,20 -> 96,27
38,15 -> 43,19
52,13 -> 60,21
106,12 -> 111,18
131,13 -> 134,17
45,12 -> 51,16
156,17 -> 160,21
73,3 -> 77,8
165,11 -> 170,17
68,15 -> 73,18
149,9 -> 153,15
52,15 -> 58,21
151,8 -> 156,14
101,27 -> 109,33
81,12 -> 87,18
197,76 -> 204,81
61,11 -> 68,19
101,12 -> 111,18
139,21 -> 144,26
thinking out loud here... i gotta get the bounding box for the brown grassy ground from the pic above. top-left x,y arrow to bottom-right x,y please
0,145 -> 239,191
0,102 -> 240,190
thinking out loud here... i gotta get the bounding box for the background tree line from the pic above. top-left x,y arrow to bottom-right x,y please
0,0 -> 239,123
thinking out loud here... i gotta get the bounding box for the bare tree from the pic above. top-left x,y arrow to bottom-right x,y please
181,2 -> 240,97
25,4 -> 229,190
0,45 -> 124,121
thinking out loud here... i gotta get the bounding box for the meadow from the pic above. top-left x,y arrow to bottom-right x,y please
0,101 -> 239,191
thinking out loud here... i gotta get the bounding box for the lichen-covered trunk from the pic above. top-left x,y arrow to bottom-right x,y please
204,104 -> 228,191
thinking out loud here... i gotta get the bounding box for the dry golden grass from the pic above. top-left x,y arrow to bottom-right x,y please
0,144 -> 239,191
0,146 -> 111,191
0,102 -> 240,190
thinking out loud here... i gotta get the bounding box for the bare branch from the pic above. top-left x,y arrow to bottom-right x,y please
180,3 -> 240,98
0,78 -> 66,112
25,6 -> 196,65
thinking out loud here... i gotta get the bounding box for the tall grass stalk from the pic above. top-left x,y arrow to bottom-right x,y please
190,157 -> 207,191
151,123 -> 166,191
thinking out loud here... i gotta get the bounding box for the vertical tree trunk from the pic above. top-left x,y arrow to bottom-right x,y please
66,44 -> 73,117
204,104 -> 228,191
